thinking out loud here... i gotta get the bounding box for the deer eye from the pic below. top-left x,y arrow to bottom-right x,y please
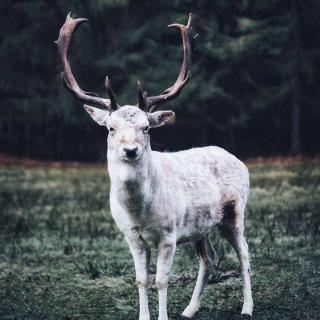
142,126 -> 149,134
109,127 -> 116,134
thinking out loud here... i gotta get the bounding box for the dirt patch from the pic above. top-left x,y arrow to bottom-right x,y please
245,155 -> 320,165
0,153 -> 105,169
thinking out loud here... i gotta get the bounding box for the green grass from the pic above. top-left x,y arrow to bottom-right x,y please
0,161 -> 319,320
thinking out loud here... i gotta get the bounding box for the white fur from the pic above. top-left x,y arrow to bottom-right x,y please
85,105 -> 253,320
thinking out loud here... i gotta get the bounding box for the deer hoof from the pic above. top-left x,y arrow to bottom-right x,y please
241,314 -> 252,320
182,304 -> 199,318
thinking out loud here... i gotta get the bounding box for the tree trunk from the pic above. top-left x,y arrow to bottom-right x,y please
290,76 -> 301,155
289,0 -> 302,155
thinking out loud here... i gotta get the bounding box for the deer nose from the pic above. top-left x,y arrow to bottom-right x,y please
123,146 -> 138,158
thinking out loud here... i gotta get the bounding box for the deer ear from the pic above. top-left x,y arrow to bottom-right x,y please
84,105 -> 110,126
147,110 -> 175,128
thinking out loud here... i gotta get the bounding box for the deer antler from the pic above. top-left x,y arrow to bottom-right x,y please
55,12 -> 118,111
138,13 -> 194,112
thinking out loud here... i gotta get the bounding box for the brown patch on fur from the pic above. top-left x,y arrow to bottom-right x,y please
222,200 -> 236,222
219,200 -> 238,239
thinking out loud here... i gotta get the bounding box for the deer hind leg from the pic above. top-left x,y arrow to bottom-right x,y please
182,236 -> 215,318
219,202 -> 253,319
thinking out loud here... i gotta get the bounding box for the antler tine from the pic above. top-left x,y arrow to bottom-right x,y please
164,13 -> 192,92
105,76 -> 119,111
55,12 -> 111,110
137,80 -> 148,111
139,13 -> 194,112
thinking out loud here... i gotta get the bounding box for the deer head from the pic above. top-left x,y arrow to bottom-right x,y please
55,12 -> 194,162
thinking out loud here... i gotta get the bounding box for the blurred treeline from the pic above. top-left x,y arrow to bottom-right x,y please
1,0 -> 320,161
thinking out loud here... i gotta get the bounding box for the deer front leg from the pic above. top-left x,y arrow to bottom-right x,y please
156,239 -> 176,320
126,237 -> 151,320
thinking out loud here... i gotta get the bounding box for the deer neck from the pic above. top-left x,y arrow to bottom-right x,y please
108,147 -> 155,214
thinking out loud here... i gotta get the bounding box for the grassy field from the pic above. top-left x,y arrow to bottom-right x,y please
0,160 -> 319,320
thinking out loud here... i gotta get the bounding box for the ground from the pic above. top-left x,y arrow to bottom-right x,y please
0,157 -> 319,320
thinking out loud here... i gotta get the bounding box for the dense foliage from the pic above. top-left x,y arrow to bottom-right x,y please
1,0 -> 320,161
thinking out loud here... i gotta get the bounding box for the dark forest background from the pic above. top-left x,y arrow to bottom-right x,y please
1,0 -> 320,162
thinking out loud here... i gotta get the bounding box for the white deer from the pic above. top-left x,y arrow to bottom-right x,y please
56,13 -> 253,320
